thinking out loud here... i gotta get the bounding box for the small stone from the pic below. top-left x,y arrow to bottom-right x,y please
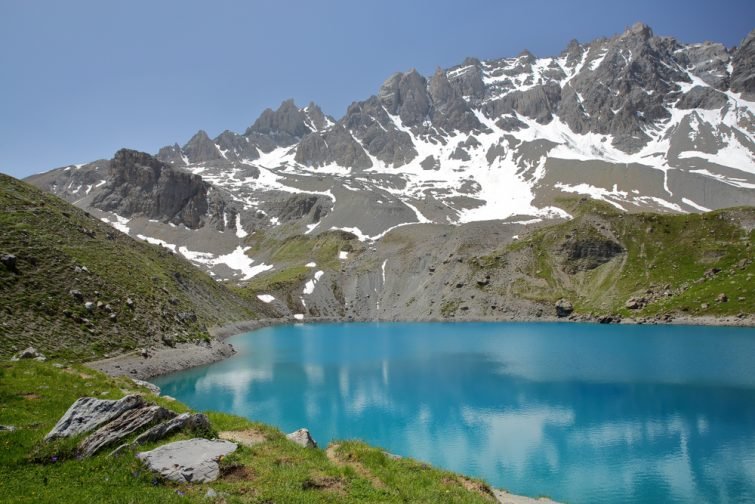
0,425 -> 16,432
205,488 -> 218,499
85,302 -> 95,312
1,254 -> 17,272
716,293 -> 728,303
70,290 -> 84,302
126,298 -> 134,308
286,428 -> 317,448
700,303 -> 709,310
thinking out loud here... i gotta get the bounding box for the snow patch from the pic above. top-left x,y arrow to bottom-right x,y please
257,294 -> 276,303
303,270 -> 324,295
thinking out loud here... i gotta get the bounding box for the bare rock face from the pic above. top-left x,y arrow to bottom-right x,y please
428,68 -> 482,133
245,99 -> 313,146
558,229 -> 624,273
295,124 -> 373,169
730,29 -> 755,100
286,428 -> 317,448
78,405 -> 175,457
379,70 -> 431,127
44,395 -> 144,441
92,149 -> 224,229
137,438 -> 238,483
182,130 -> 222,163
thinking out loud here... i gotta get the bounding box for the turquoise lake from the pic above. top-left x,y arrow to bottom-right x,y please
152,322 -> 755,503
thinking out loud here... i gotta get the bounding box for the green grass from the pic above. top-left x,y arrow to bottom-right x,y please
0,360 -> 499,503
502,198 -> 755,317
0,174 -> 255,360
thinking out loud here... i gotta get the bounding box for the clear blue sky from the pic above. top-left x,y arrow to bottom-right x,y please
1,0 -> 753,178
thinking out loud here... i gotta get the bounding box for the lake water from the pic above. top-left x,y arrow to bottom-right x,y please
153,322 -> 755,503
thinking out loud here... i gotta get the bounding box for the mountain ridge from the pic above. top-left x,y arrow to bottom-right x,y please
25,23 -> 755,288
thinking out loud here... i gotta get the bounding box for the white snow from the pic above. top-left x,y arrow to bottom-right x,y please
305,262 -> 317,268
257,294 -> 276,303
100,214 -> 131,234
235,213 -> 248,238
303,270 -> 324,295
136,234 -> 177,253
338,250 -> 349,260
681,198 -> 711,212
178,245 -> 272,280
293,314 -> 304,320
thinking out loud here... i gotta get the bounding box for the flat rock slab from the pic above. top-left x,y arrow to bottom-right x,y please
45,395 -> 144,441
493,489 -> 561,504
137,438 -> 237,483
79,405 -> 174,457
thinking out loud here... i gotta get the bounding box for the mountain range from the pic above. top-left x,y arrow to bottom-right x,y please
23,23 -> 755,319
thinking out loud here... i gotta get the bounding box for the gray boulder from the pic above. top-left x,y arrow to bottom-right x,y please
79,405 -> 175,457
555,299 -> 574,318
286,428 -> 317,448
45,395 -> 144,441
11,347 -> 46,362
137,438 -> 238,483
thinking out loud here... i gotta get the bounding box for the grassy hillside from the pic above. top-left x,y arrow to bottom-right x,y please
232,230 -> 361,307
0,174 -> 255,360
506,198 -> 754,318
0,360 -> 499,503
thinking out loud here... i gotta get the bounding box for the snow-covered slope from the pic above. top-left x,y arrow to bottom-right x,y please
27,23 -> 755,280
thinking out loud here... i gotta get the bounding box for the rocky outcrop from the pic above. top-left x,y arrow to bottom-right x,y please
92,149 -> 225,229
555,299 -> 574,317
45,395 -> 145,441
137,438 -> 238,483
286,428 -> 317,448
78,405 -> 175,457
558,230 -> 624,273
730,30 -> 755,100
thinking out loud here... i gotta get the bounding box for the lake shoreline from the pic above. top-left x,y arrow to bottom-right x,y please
86,313 -> 754,381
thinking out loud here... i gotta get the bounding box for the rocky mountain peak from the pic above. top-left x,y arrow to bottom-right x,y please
303,102 -> 331,131
245,99 -> 311,142
622,22 -> 653,41
183,130 -> 221,163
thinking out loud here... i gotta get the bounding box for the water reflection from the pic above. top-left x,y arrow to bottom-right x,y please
153,322 -> 755,504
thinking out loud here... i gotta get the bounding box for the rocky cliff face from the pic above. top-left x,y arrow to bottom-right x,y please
92,149 -> 225,230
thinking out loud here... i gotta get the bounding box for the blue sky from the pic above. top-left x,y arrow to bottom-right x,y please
1,0 -> 753,178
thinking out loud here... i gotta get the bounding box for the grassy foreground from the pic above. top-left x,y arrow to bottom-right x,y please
0,360 -> 498,503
